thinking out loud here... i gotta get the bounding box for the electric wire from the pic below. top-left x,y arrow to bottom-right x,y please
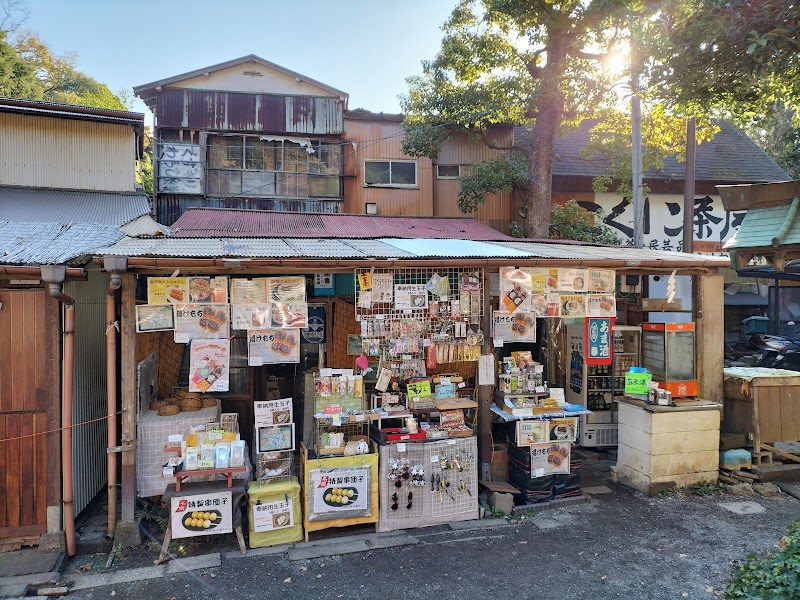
0,411 -> 122,444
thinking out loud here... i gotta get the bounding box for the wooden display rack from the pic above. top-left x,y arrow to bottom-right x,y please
300,442 -> 379,542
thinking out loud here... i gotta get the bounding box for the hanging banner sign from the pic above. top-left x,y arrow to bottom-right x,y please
171,491 -> 233,539
248,329 -> 300,365
585,317 -> 615,366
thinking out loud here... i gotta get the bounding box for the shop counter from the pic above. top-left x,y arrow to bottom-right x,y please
616,396 -> 721,495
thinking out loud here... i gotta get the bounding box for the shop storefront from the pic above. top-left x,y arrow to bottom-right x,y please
98,225 -> 729,550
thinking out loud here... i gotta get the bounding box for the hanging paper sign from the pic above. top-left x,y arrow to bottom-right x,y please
174,304 -> 230,343
357,291 -> 373,309
248,329 -> 300,365
585,317 -> 614,365
232,303 -> 271,330
254,398 -> 293,426
309,467 -> 370,516
530,268 -> 547,293
372,274 -> 394,303
530,294 -> 547,317
252,496 -> 294,532
561,294 -> 587,318
406,380 -> 431,398
394,284 -> 428,309
492,312 -> 536,342
426,273 -> 451,297
544,268 -> 560,292
459,273 -> 480,291
171,491 -> 233,538
357,272 -> 372,291
189,339 -> 230,392
268,276 -> 306,303
588,269 -> 615,293
586,295 -> 617,318
147,277 -> 188,305
499,267 -> 532,313
230,278 -> 268,304
545,293 -> 561,317
548,417 -> 578,442
313,273 -> 335,296
270,303 -> 308,329
188,276 -> 229,303
516,421 -> 547,446
558,268 -> 587,293
530,443 -> 571,477
135,305 -> 175,332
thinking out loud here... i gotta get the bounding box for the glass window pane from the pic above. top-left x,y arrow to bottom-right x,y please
365,161 -> 390,184
309,175 -> 340,197
437,165 -> 460,178
390,161 -> 416,185
242,171 -> 274,195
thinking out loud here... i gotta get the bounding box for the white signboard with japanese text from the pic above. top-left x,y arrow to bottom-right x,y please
170,491 -> 232,538
309,467 -> 370,517
254,398 -> 293,427
252,497 -> 294,532
248,329 -> 300,365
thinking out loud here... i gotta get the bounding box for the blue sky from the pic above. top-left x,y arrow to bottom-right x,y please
21,0 -> 456,121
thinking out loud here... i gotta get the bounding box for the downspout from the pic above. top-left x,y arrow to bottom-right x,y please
41,265 -> 76,557
106,273 -> 122,537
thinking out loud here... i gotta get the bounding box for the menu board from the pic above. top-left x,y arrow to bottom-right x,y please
174,304 -> 230,343
230,278 -> 268,304
189,339 -> 230,393
248,329 -> 300,365
232,303 -> 271,330
147,277 -> 188,305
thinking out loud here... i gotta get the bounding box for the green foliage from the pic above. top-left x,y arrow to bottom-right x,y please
724,520 -> 800,599
511,199 -> 621,244
457,155 -> 528,214
745,104 -> 800,180
137,129 -> 154,196
0,30 -> 39,97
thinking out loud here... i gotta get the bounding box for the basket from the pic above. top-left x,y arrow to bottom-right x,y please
180,398 -> 202,412
201,397 -> 217,408
255,451 -> 293,484
149,400 -> 165,412
158,404 -> 181,416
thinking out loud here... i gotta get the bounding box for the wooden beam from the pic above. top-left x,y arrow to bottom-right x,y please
478,267 -> 493,481
696,272 -> 724,406
119,273 -> 137,524
717,181 -> 800,211
761,443 -> 800,464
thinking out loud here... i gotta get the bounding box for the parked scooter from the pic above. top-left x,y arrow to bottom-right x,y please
747,332 -> 800,370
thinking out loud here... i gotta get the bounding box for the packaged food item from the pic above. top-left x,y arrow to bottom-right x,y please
230,440 -> 246,467
215,443 -> 231,469
199,444 -> 215,469
184,447 -> 199,471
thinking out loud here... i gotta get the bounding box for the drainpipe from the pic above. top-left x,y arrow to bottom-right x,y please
103,257 -> 127,537
41,265 -> 76,557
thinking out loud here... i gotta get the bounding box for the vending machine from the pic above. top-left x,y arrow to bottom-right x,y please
565,323 -> 641,447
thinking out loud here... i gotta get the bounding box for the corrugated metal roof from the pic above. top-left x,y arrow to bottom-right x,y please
120,215 -> 171,237
0,97 -> 145,129
0,187 -> 151,227
96,235 -> 731,267
516,120 -> 789,183
0,221 -> 124,265
171,208 -> 514,240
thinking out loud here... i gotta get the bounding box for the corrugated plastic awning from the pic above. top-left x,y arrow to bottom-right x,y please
0,221 -> 125,265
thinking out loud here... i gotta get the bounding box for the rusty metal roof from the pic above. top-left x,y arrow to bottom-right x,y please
170,208 -> 515,241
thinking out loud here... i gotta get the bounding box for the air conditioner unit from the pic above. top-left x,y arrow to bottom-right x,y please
581,424 -> 618,447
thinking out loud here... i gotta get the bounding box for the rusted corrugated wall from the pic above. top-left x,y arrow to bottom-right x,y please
156,89 -> 344,135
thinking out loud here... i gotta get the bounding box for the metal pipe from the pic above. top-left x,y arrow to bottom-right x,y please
0,265 -> 86,279
106,273 -> 122,537
45,281 -> 77,557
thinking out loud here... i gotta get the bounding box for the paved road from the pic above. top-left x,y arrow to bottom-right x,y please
68,484 -> 799,600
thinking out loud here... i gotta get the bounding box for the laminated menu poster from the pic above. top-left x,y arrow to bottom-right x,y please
230,278 -> 268,304
394,284 -> 428,310
232,303 -> 271,330
516,420 -> 547,447
171,491 -> 232,538
588,269 -> 615,293
268,276 -> 306,303
187,276 -> 229,303
309,467 -> 370,517
147,277 -> 188,305
529,442 -> 571,477
548,417 -> 578,443
252,497 -> 294,532
371,274 -> 394,303
586,294 -> 617,318
492,311 -> 536,343
560,294 -> 587,318
254,398 -> 293,426
189,339 -> 230,393
558,268 -> 587,293
248,329 -> 300,365
174,305 -> 230,343
270,303 -> 308,329
499,267 -> 532,313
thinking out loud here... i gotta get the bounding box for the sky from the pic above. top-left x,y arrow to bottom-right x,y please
20,0 -> 457,122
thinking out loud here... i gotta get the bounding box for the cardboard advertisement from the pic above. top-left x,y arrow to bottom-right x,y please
516,421 -> 547,446
270,303 -> 308,329
371,274 -> 394,303
492,311 -> 537,343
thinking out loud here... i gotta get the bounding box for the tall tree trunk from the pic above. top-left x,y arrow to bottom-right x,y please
524,35 -> 567,239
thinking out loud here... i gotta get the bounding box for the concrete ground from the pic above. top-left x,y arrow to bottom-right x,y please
55,479 -> 799,600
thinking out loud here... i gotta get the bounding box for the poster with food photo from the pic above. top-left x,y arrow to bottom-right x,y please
499,267 -> 532,313
248,329 -> 300,365
545,293 -> 561,317
147,277 -> 188,305
230,278 -> 268,304
232,303 -> 271,330
252,497 -> 294,532
548,417 -> 578,442
174,305 -> 230,343
516,421 -> 547,446
268,276 -> 306,303
529,442 -> 571,476
558,268 -> 587,293
530,268 -> 548,293
189,339 -> 230,393
309,467 -> 370,517
586,294 -> 617,317
588,269 -> 615,293
135,305 -> 175,332
254,398 -> 293,426
171,491 -> 232,538
530,294 -> 547,317
560,294 -> 587,318
188,276 -> 228,303
270,303 -> 308,329
394,284 -> 428,310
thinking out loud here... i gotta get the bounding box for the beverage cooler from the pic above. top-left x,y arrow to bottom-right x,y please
565,323 -> 641,447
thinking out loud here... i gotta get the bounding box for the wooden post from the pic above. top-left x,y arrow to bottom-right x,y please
120,272 -> 137,525
478,267 -> 493,481
696,271 -> 724,404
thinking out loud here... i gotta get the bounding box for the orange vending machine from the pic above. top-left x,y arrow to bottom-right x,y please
641,323 -> 697,397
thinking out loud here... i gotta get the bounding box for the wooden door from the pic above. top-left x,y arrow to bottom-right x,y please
0,289 -> 50,538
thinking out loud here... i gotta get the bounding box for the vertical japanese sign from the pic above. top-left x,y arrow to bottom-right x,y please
585,317 -> 615,366
171,491 -> 233,538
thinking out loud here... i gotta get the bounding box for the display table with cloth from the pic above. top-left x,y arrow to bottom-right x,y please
157,480 -> 247,563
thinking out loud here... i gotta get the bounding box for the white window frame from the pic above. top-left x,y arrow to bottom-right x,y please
436,164 -> 462,179
363,159 -> 418,188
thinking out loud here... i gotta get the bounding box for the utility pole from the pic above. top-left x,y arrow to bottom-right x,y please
683,118 -> 696,253
631,94 -> 643,248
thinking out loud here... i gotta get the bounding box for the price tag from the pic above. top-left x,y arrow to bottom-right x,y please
430,455 -> 439,463
403,309 -> 413,314
376,314 -> 386,320
457,382 -> 466,389
396,443 -> 406,453
332,413 -> 342,426
493,338 -> 504,347
354,414 -> 365,422
440,377 -> 451,385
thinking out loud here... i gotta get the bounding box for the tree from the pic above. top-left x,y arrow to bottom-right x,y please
137,128 -> 154,196
746,105 -> 800,181
510,199 -> 621,243
0,30 -> 40,98
402,0 -> 639,239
